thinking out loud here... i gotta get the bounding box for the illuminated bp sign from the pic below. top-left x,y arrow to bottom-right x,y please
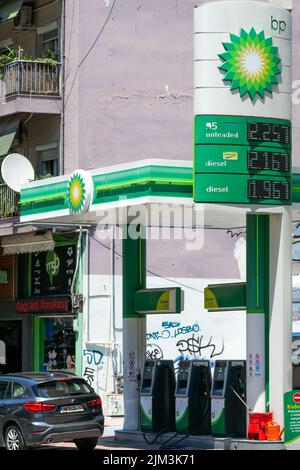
193,1 -> 292,205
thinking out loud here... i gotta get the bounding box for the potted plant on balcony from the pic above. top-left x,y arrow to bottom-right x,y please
0,46 -> 59,94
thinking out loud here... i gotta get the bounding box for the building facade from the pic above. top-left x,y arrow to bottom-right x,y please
0,0 -> 299,417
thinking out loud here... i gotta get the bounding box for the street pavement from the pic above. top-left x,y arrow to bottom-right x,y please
30,426 -> 162,451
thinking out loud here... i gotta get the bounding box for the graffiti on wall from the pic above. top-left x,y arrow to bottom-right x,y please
176,334 -> 224,358
146,321 -> 225,372
146,343 -> 164,360
146,322 -> 201,341
107,394 -> 124,417
82,347 -> 106,389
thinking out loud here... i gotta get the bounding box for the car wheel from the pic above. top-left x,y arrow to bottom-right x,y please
74,437 -> 98,450
5,425 -> 26,451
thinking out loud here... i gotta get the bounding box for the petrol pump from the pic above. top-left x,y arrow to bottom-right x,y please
140,359 -> 176,433
175,360 -> 212,435
211,360 -> 247,438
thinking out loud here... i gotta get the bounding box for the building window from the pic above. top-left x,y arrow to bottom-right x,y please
42,29 -> 59,57
37,21 -> 59,60
37,142 -> 59,177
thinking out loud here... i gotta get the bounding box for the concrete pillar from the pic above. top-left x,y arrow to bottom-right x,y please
269,208 -> 293,427
122,225 -> 146,431
246,214 -> 269,413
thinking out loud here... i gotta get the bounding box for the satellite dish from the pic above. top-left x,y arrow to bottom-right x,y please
1,153 -> 35,192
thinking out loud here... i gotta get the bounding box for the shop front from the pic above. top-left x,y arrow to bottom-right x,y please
16,237 -> 80,374
17,297 -> 76,373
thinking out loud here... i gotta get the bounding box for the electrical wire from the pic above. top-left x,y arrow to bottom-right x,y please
142,398 -> 211,449
159,399 -> 211,450
90,235 -> 205,294
142,423 -> 176,446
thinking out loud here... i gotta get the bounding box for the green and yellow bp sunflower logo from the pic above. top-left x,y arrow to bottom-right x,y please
218,28 -> 282,101
67,170 -> 92,215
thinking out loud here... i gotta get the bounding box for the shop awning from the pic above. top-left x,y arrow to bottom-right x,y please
0,0 -> 23,23
0,230 -> 55,255
0,117 -> 20,157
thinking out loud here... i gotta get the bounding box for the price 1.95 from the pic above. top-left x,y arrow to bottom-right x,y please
248,179 -> 290,202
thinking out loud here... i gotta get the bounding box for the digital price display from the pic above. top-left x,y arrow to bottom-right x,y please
194,115 -> 292,205
247,122 -> 291,146
247,150 -> 290,173
248,179 -> 290,201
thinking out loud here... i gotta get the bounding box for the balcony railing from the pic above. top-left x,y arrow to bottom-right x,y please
0,183 -> 19,219
0,60 -> 60,97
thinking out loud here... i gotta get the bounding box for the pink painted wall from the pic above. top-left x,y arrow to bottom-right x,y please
63,0 -> 298,279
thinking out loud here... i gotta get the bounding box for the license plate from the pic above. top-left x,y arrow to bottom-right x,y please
60,404 -> 84,414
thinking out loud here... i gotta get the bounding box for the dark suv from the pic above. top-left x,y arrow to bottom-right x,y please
0,372 -> 104,450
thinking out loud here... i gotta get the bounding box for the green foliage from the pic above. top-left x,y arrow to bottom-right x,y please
0,46 -> 58,69
0,47 -> 17,67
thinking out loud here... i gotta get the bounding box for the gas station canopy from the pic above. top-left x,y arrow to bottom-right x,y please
19,159 -> 300,229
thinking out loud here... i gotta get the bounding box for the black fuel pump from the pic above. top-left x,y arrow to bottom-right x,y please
211,360 -> 246,437
140,359 -> 175,433
175,360 -> 212,435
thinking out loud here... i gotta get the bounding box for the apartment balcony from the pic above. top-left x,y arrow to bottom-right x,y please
0,183 -> 19,219
0,61 -> 62,118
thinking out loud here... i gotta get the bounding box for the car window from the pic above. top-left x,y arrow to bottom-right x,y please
36,379 -> 94,398
0,381 -> 9,400
12,382 -> 27,399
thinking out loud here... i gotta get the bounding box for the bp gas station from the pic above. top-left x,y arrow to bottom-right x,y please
12,0 -> 300,450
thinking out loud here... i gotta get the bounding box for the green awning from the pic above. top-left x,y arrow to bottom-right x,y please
0,117 -> 20,157
0,0 -> 23,23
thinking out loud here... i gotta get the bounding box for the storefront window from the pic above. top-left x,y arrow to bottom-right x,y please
42,317 -> 76,373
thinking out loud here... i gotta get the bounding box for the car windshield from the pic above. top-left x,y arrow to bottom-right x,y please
35,379 -> 94,398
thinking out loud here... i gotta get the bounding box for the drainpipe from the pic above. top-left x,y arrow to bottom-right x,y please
59,0 -> 65,175
85,230 -> 90,343
111,226 -> 117,393
72,227 -> 89,376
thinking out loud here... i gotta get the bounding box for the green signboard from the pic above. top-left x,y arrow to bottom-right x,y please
194,115 -> 291,206
195,115 -> 291,149
135,288 -> 183,315
284,391 -> 300,446
194,145 -> 290,178
195,174 -> 291,205
204,283 -> 246,312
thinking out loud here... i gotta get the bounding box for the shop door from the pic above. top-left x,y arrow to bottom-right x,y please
0,321 -> 22,373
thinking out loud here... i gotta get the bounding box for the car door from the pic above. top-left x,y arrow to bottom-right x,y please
3,381 -> 29,422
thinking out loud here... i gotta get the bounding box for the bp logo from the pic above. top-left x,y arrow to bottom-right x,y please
67,170 -> 93,215
46,251 -> 60,285
218,28 -> 282,100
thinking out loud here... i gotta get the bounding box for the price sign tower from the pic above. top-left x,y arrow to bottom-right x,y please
194,0 -> 293,431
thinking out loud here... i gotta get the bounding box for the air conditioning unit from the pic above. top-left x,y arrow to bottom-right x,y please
14,6 -> 33,29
